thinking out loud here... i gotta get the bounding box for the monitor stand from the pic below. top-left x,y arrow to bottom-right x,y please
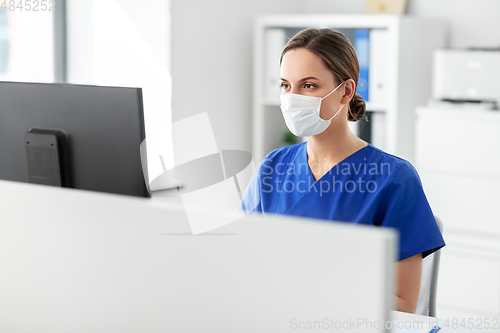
24,128 -> 70,187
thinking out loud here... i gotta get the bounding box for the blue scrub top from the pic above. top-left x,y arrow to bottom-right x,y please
239,142 -> 445,261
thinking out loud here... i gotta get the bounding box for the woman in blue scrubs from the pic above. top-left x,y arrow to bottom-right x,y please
240,28 -> 445,314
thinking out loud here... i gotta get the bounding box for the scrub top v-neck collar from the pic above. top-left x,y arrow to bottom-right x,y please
303,141 -> 371,184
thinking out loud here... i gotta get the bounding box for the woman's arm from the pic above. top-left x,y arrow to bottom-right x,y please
394,253 -> 422,313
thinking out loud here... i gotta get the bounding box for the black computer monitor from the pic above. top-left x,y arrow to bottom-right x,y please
0,81 -> 149,198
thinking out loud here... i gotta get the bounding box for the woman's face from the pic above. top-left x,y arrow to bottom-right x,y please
280,48 -> 345,120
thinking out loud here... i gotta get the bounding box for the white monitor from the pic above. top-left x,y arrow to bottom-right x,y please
0,180 -> 397,332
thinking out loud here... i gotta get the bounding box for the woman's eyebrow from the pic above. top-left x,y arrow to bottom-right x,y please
280,76 -> 321,82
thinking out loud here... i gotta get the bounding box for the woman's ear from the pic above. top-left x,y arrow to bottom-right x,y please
340,79 -> 356,105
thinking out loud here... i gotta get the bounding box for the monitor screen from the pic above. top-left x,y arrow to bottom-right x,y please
0,81 -> 149,198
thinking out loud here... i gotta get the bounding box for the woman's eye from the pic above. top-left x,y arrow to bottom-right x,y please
304,83 -> 315,89
280,83 -> 289,89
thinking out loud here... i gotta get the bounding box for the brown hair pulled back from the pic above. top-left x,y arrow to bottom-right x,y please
280,28 -> 366,122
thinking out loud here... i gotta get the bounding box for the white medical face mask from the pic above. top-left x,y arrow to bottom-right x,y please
280,81 -> 345,137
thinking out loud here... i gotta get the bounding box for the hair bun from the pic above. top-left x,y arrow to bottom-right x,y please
348,93 -> 366,122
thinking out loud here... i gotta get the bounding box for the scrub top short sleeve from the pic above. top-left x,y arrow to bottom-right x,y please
238,160 -> 264,214
376,161 -> 445,261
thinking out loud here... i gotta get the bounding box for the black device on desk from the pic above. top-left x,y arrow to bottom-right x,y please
0,81 -> 149,198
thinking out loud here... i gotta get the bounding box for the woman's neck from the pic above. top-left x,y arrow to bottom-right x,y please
306,120 -> 367,166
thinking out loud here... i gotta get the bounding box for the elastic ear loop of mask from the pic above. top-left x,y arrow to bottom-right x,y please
321,80 -> 345,121
328,104 -> 345,121
321,80 -> 345,101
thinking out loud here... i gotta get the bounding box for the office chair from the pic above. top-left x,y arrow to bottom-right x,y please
416,215 -> 444,317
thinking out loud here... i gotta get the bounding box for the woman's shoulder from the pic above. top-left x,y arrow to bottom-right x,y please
262,141 -> 305,163
254,142 -> 305,177
364,144 -> 422,186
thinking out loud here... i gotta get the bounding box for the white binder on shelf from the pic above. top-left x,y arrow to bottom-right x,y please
369,29 -> 388,107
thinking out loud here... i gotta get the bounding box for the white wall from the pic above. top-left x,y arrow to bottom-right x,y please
171,0 -> 302,152
171,0 -> 500,154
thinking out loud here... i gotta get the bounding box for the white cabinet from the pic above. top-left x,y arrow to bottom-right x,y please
252,14 -> 446,164
416,106 -> 500,319
438,240 -> 500,318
